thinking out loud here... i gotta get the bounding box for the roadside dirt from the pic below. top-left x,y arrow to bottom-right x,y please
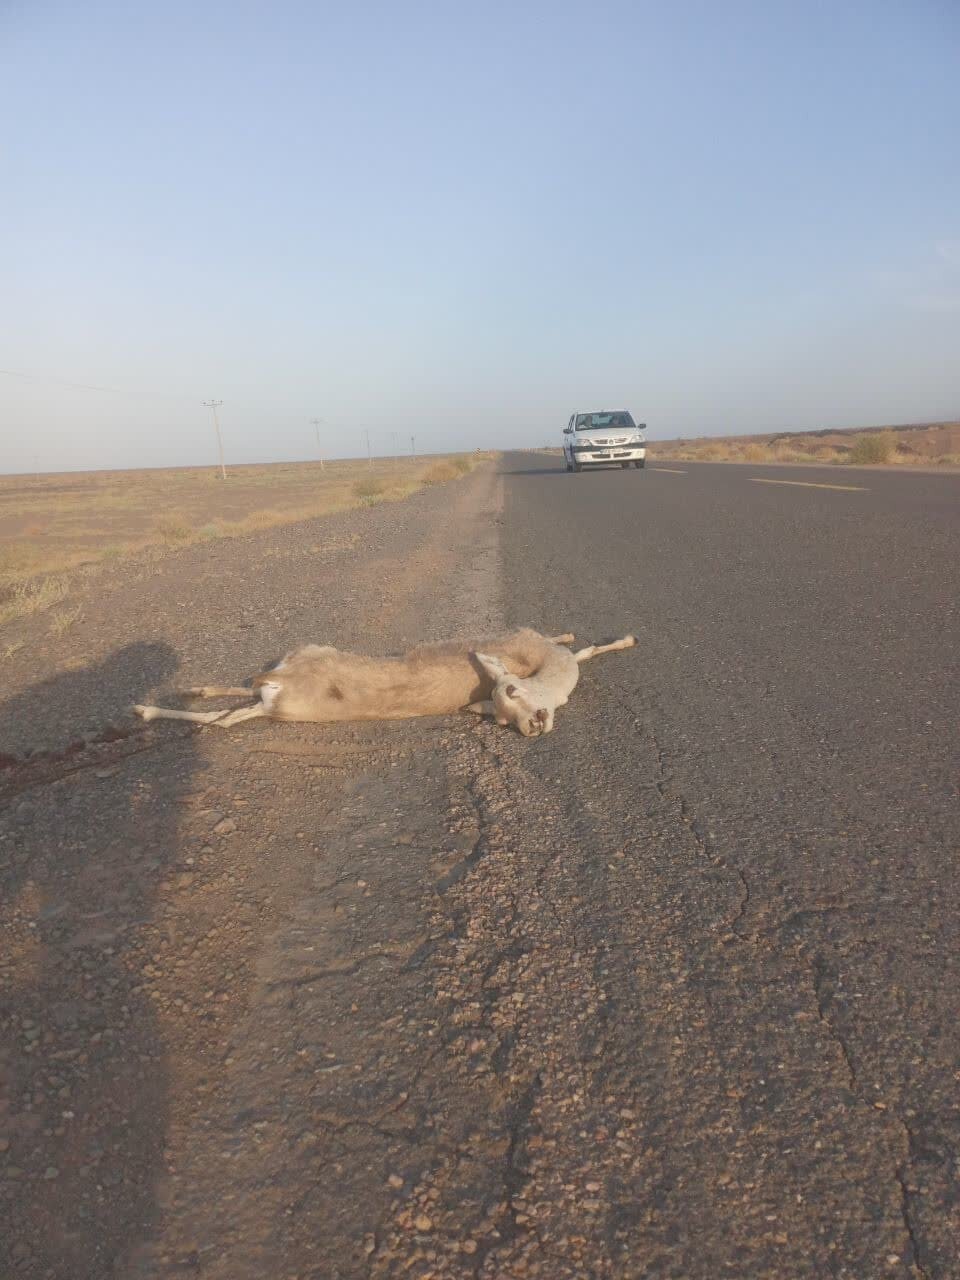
0,466 -> 540,1279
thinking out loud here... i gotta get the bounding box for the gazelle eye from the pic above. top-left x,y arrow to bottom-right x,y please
505,684 -> 517,697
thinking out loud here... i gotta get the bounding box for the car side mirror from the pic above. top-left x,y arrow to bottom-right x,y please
563,427 -> 572,435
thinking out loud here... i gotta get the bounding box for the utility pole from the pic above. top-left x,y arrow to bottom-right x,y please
390,430 -> 400,465
364,428 -> 372,467
309,418 -> 326,471
202,400 -> 226,479
410,435 -> 416,458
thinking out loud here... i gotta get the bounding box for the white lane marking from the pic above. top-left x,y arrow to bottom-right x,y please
650,467 -> 687,474
749,478 -> 869,492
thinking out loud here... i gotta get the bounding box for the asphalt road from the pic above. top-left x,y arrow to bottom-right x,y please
2,455 -> 958,1280
492,452 -> 959,1277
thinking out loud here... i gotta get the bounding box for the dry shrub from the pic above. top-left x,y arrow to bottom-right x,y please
49,603 -> 84,636
422,462 -> 457,484
242,508 -> 289,529
154,514 -> 193,542
352,478 -> 385,499
849,432 -> 895,465
892,445 -> 928,465
0,576 -> 68,626
742,444 -> 767,462
0,543 -> 48,578
451,456 -> 473,475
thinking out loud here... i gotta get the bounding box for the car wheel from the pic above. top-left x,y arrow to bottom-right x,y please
621,461 -> 630,469
573,461 -> 583,472
565,457 -> 573,472
634,459 -> 645,469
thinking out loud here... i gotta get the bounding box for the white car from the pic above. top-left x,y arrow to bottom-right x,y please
563,411 -> 647,471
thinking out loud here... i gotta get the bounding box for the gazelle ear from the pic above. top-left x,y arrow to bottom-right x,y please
473,651 -> 509,680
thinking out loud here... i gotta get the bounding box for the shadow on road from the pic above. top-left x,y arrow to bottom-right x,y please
501,464 -> 568,475
0,642 -> 193,1279
505,465 -> 648,476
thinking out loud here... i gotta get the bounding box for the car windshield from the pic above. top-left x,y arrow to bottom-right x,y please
576,412 -> 635,431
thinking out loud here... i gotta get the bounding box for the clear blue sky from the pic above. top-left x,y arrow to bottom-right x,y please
2,0 -> 958,471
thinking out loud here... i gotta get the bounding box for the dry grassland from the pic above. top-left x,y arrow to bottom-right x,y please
0,453 -> 491,630
651,420 -> 960,468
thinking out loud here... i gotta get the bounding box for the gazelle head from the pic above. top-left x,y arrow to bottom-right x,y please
473,653 -> 554,737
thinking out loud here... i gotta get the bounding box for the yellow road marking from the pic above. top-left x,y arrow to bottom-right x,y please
749,478 -> 868,492
651,467 -> 687,474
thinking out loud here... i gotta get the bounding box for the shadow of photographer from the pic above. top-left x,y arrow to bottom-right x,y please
1,641 -> 195,1279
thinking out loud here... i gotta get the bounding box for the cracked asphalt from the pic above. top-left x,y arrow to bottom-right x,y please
1,455 -> 958,1279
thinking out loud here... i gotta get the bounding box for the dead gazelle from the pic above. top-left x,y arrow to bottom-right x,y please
133,628 -> 636,737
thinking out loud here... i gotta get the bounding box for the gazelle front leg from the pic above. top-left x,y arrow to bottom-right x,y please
547,632 -> 575,645
573,635 -> 636,663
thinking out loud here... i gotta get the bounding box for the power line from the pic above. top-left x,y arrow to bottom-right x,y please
309,418 -> 326,471
202,400 -> 227,479
0,367 -> 191,402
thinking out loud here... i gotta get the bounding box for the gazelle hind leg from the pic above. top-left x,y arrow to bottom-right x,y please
573,635 -> 636,663
135,705 -> 230,724
210,704 -> 268,728
134,702 -> 268,728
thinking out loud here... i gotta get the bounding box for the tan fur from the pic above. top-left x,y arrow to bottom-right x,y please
133,628 -> 603,731
253,630 -> 554,722
472,635 -> 636,736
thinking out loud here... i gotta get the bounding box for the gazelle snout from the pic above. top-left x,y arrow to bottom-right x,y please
520,707 -> 550,737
